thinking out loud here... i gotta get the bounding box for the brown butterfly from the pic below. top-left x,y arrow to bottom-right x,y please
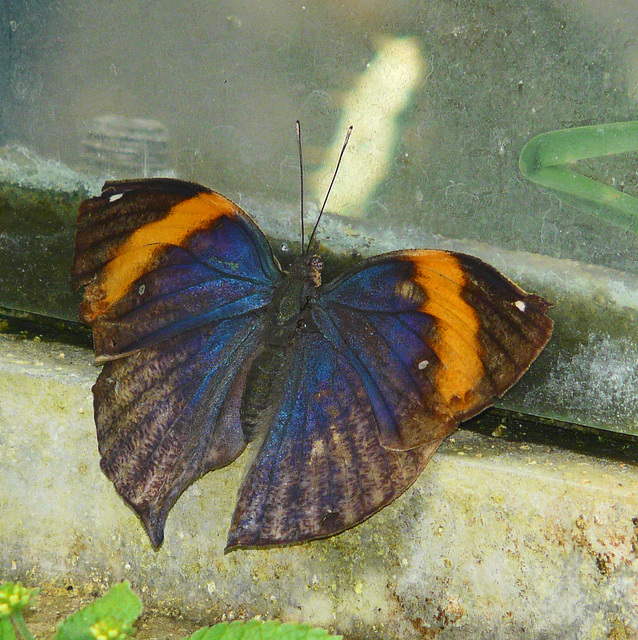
71,135 -> 552,549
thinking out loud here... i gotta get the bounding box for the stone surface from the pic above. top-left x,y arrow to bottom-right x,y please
0,332 -> 637,639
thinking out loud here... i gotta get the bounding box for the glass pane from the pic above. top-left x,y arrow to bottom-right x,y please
2,0 -> 638,435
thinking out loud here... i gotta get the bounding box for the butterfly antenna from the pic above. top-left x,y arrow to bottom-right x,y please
306,125 -> 353,253
296,120 -> 306,255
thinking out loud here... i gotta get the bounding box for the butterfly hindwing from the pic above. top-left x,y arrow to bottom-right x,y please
71,179 -> 283,546
226,249 -> 552,548
95,317 -> 264,546
227,329 -> 443,549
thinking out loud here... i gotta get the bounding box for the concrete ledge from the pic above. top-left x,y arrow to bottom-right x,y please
0,333 -> 637,639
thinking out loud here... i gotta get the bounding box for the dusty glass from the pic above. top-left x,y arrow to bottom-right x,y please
2,0 -> 638,436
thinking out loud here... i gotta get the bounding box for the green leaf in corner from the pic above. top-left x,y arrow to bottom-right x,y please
187,619 -> 342,640
54,582 -> 142,640
0,617 -> 17,640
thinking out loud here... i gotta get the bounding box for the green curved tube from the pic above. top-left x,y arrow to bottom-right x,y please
519,121 -> 638,231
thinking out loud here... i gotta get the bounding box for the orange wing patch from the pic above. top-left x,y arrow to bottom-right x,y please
82,192 -> 237,322
408,251 -> 484,412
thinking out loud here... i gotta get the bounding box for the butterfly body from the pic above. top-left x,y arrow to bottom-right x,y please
241,255 -> 322,441
72,178 -> 553,550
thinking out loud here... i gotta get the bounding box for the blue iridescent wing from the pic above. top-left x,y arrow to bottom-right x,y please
227,329 -> 443,549
227,250 -> 552,548
72,179 -> 282,546
72,179 -> 281,358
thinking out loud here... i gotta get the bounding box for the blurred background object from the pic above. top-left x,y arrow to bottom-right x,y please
80,115 -> 171,177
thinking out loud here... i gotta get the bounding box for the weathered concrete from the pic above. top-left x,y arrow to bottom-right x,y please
0,332 -> 637,639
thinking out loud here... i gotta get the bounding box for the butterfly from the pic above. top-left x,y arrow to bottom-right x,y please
71,138 -> 553,551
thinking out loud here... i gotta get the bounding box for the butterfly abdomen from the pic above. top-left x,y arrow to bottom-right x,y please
240,345 -> 294,441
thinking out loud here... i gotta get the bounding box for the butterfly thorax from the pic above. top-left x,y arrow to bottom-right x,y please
240,254 -> 323,441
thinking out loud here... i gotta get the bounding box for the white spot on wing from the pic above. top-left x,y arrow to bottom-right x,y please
515,300 -> 526,312
108,193 -> 124,202
418,360 -> 429,370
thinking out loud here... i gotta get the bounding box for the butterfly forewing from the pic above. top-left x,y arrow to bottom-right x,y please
72,179 -> 281,358
315,250 -> 553,450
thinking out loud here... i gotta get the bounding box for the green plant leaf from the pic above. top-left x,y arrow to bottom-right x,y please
54,582 -> 142,640
186,619 -> 342,640
0,582 -> 38,618
0,617 -> 16,640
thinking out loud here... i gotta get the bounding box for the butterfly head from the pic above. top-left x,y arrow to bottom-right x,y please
285,254 -> 323,287
285,253 -> 323,296
307,254 -> 323,287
